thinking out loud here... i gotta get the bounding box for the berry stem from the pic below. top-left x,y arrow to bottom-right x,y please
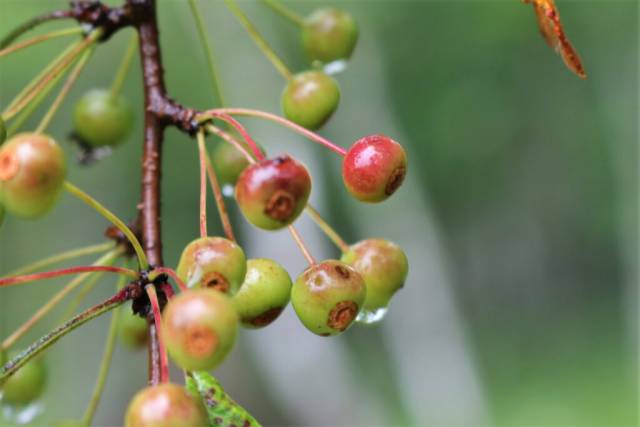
110,32 -> 138,100
64,181 -> 149,270
0,9 -> 73,49
187,0 -> 227,107
204,112 -> 264,160
2,30 -> 102,120
1,249 -> 122,351
223,0 -> 293,80
205,124 -> 256,164
0,286 -> 130,383
0,26 -> 83,58
7,242 -> 115,276
35,47 -> 94,134
145,284 -> 170,384
197,130 -> 209,238
204,146 -> 237,242
57,270 -> 110,323
0,265 -> 138,288
288,225 -> 316,265
81,273 -> 128,426
202,108 -> 348,156
305,205 -> 350,253
260,0 -> 305,27
148,267 -> 187,292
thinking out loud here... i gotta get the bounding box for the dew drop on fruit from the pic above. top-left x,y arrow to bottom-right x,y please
322,59 -> 348,76
356,307 -> 388,324
222,184 -> 234,198
1,401 -> 43,425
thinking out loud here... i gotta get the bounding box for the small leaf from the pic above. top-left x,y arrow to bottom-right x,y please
186,371 -> 261,427
525,0 -> 587,79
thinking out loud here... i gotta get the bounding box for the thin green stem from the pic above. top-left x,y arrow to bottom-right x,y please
81,274 -> 128,426
1,250 -> 121,351
110,33 -> 138,100
35,47 -> 93,134
58,269 -> 111,323
0,10 -> 73,49
0,27 -> 83,58
288,225 -> 316,265
0,288 -> 129,383
7,242 -> 114,276
205,124 -> 256,164
305,205 -> 350,253
261,0 -> 304,27
223,0 -> 293,80
188,0 -> 227,106
197,130 -> 209,238
204,148 -> 236,241
63,181 -> 149,270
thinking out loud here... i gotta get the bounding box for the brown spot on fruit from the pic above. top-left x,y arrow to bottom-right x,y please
202,272 -> 230,293
385,166 -> 406,196
247,307 -> 283,327
0,150 -> 19,181
186,326 -> 218,357
327,300 -> 358,331
264,189 -> 295,221
334,264 -> 350,279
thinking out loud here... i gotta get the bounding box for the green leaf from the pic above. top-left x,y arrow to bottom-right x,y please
186,371 -> 261,427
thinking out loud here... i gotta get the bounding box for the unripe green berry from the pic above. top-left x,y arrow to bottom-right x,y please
0,116 -> 6,144
233,258 -> 292,328
211,138 -> 265,186
125,383 -> 208,427
73,89 -> 133,147
0,133 -> 67,218
176,237 -> 247,294
118,311 -> 149,349
235,156 -> 311,230
162,289 -> 238,371
291,260 -> 366,336
341,239 -> 408,311
302,8 -> 359,64
1,356 -> 47,406
281,71 -> 340,130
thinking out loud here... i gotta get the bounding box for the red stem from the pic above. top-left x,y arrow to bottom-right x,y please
205,112 -> 265,160
0,266 -> 138,288
198,134 -> 208,238
150,267 -> 187,292
204,152 -> 236,242
145,285 -> 169,383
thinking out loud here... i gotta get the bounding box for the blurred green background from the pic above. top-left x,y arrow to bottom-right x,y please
0,0 -> 637,426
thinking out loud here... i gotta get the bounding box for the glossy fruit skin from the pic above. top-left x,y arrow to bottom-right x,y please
0,133 -> 67,218
162,289 -> 238,371
176,237 -> 247,294
1,357 -> 46,406
118,311 -> 149,349
233,258 -> 292,328
211,138 -> 264,186
281,71 -> 340,130
341,239 -> 408,311
125,383 -> 208,427
302,8 -> 359,64
291,260 -> 366,336
342,134 -> 407,203
235,156 -> 311,230
73,89 -> 133,147
0,116 -> 6,144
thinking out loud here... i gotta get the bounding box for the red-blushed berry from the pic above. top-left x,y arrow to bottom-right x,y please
118,311 -> 149,349
1,356 -> 47,406
124,383 -> 208,427
162,289 -> 238,371
0,133 -> 67,218
73,89 -> 133,147
235,156 -> 311,230
291,260 -> 366,336
281,71 -> 340,130
340,239 -> 408,313
211,138 -> 265,187
0,116 -> 6,144
176,237 -> 247,294
302,8 -> 359,64
342,134 -> 407,203
232,258 -> 292,329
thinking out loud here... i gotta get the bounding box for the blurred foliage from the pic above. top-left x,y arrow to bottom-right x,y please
0,1 -> 637,426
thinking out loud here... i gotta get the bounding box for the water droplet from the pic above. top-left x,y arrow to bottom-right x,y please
322,60 -> 348,76
356,307 -> 388,324
222,184 -> 234,198
1,401 -> 43,425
